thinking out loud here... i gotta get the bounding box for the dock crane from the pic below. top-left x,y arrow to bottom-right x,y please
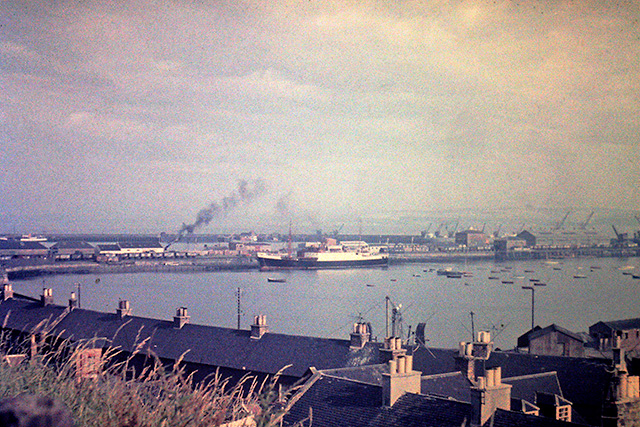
611,225 -> 629,247
554,210 -> 572,230
493,223 -> 503,238
579,211 -> 595,230
449,220 -> 459,238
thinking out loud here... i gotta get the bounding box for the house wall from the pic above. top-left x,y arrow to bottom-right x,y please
530,331 -> 584,357
602,399 -> 640,427
591,323 -> 640,352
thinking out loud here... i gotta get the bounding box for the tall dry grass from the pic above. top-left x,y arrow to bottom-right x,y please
0,331 -> 304,427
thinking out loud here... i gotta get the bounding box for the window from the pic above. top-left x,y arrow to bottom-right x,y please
557,406 -> 571,421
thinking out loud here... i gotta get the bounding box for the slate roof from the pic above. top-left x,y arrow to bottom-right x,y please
0,298 -> 68,334
319,363 -> 388,385
518,324 -> 584,347
419,371 -> 563,404
593,318 -> 640,331
283,373 -> 591,427
505,372 -> 563,404
51,241 -> 94,250
118,240 -> 163,249
0,240 -> 48,251
97,244 -> 120,252
411,346 -> 611,426
0,297 -> 381,379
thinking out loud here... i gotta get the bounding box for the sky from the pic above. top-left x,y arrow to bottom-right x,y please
1,0 -> 639,235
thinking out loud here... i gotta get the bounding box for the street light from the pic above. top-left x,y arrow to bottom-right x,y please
522,286 -> 535,331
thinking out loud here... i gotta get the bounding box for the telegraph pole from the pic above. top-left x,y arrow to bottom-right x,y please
236,287 -> 241,330
470,311 -> 475,341
522,286 -> 535,331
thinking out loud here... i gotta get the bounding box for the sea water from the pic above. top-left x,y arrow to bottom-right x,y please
12,256 -> 640,350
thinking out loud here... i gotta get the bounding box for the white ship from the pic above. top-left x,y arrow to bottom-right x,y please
256,240 -> 388,270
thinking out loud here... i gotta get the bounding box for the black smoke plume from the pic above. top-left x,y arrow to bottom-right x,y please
177,179 -> 266,239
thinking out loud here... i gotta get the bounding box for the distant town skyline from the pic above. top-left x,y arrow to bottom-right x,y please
2,1 -> 639,234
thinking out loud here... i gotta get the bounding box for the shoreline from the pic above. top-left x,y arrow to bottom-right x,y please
4,248 -> 639,280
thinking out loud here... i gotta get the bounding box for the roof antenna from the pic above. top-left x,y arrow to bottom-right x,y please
470,311 -> 475,341
235,287 -> 243,330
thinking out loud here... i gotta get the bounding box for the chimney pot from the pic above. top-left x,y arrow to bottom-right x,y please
3,283 -> 14,301
117,299 -> 132,318
487,369 -> 495,387
397,356 -> 406,374
405,354 -> 413,372
389,359 -> 397,375
68,292 -> 78,310
41,288 -> 54,306
251,314 -> 268,339
174,307 -> 190,329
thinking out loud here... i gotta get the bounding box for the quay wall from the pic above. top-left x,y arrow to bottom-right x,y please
5,256 -> 258,280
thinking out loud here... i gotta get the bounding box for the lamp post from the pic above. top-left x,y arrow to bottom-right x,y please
522,286 -> 535,331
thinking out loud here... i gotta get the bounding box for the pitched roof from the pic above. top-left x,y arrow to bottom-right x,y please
411,346 -> 611,426
518,324 -> 584,345
419,371 -> 563,404
51,241 -> 94,250
118,240 -> 163,249
0,298 -> 68,334
504,372 -> 563,403
97,244 -> 120,251
283,373 -> 590,427
599,318 -> 640,331
0,298 -> 381,379
0,240 -> 48,250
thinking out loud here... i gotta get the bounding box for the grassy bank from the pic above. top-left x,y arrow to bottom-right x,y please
0,335 -> 302,427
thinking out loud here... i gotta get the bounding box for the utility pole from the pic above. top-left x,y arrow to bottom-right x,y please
236,287 -> 241,330
522,286 -> 535,331
76,282 -> 81,309
385,296 -> 389,338
470,311 -> 475,341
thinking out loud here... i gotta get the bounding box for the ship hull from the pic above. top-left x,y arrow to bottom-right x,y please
256,253 -> 389,270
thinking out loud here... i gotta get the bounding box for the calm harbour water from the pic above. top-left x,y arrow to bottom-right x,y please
13,256 -> 640,350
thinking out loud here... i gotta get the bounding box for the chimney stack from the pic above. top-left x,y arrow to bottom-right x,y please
2,283 -> 14,301
251,314 -> 268,339
470,367 -> 512,427
116,300 -> 132,318
174,307 -> 190,329
380,335 -> 406,363
40,288 -> 54,306
382,354 -> 421,406
456,331 -> 493,382
68,292 -> 78,310
350,322 -> 371,349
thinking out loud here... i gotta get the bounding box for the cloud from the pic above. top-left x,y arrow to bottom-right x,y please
1,0 -> 639,233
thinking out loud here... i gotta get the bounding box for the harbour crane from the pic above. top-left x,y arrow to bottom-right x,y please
611,225 -> 628,247
554,210 -> 571,230
579,211 -> 595,230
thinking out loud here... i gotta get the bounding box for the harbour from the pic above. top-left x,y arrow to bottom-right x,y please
10,255 -> 640,351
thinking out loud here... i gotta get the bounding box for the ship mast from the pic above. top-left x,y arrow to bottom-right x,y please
287,221 -> 293,258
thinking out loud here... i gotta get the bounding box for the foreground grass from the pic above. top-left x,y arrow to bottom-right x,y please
0,336 -> 299,427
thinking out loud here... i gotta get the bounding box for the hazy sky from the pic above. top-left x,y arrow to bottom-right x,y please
2,0 -> 639,234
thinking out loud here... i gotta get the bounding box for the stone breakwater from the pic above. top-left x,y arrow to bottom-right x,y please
5,256 -> 259,280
